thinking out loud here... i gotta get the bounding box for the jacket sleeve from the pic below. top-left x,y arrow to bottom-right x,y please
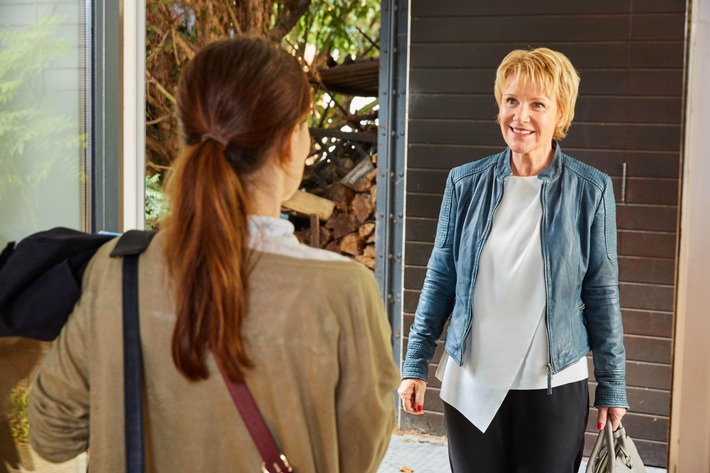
401,171 -> 458,381
582,174 -> 629,409
336,267 -> 398,473
28,258 -> 98,462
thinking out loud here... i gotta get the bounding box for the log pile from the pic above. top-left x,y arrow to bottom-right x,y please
283,142 -> 378,270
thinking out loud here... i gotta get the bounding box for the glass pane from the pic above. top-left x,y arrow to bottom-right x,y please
0,1 -> 89,247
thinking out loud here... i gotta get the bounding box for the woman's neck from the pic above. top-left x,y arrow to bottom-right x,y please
510,146 -> 554,177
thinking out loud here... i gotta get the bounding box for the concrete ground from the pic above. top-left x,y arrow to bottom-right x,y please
3,432 -> 666,472
378,430 -> 668,473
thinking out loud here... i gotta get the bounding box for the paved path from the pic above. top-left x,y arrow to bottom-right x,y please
4,433 -> 666,473
379,430 -> 667,473
378,431 -> 450,473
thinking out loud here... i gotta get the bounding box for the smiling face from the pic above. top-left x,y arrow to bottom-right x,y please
498,75 -> 562,164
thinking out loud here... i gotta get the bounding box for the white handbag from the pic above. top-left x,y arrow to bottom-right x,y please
585,420 -> 647,473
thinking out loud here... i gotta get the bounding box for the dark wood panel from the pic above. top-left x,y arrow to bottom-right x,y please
409,94 -> 498,120
411,43 -> 632,69
405,266 -> 427,290
606,360 -> 671,390
630,42 -> 685,68
631,13 -> 687,39
619,256 -> 675,285
406,218 -> 438,243
622,309 -> 673,338
412,42 -> 685,73
622,390 -> 673,422
624,335 -> 672,364
404,289 -> 423,313
581,70 -> 684,97
407,169 -> 448,193
616,205 -> 678,232
570,149 -> 680,179
412,15 -> 629,43
631,0 -> 688,13
619,230 -> 676,259
413,0 -> 632,17
565,124 -> 682,152
613,177 -> 681,205
625,178 -> 679,205
405,241 -> 434,266
414,0 -> 685,17
575,96 -> 683,124
625,361 -> 672,390
408,144 -> 502,170
407,194 -> 443,219
410,68 -> 495,94
620,282 -> 674,312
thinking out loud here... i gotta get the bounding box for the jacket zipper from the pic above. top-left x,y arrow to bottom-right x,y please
540,180 -> 554,395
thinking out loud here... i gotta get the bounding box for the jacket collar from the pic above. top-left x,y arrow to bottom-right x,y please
495,142 -> 564,182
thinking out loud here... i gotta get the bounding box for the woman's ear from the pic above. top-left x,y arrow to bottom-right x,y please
281,126 -> 298,164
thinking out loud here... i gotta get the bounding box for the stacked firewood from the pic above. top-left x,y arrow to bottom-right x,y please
284,151 -> 378,270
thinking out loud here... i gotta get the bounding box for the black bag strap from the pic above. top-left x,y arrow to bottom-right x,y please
110,230 -> 155,473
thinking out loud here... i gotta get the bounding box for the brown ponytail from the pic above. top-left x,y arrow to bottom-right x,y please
162,37 -> 311,382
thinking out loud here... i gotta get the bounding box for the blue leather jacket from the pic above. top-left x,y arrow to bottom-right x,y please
402,145 -> 629,408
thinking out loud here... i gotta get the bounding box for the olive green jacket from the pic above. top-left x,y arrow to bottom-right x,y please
29,233 -> 398,472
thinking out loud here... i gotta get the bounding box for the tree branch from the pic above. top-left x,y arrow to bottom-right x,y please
268,0 -> 311,41
146,71 -> 176,104
224,0 -> 243,36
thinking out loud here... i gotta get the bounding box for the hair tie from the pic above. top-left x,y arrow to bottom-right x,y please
201,132 -> 228,148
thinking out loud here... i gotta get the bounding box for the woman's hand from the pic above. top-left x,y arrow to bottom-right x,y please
398,378 -> 427,415
597,406 -> 627,431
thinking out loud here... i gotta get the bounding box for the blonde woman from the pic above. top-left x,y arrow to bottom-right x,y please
398,48 -> 628,472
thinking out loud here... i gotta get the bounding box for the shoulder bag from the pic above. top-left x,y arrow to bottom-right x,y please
585,419 -> 647,473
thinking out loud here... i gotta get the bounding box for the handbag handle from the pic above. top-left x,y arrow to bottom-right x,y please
585,419 -> 621,473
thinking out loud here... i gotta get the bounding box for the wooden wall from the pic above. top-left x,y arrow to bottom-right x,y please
401,1 -> 687,467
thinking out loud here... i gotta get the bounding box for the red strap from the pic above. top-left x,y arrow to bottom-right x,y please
215,360 -> 292,473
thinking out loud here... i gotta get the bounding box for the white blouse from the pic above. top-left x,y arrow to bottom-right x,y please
436,175 -> 587,433
247,215 -> 349,262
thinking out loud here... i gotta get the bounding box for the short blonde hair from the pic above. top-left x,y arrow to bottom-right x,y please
494,48 -> 580,141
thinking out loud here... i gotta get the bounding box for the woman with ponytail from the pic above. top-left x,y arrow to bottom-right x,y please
29,37 -> 399,472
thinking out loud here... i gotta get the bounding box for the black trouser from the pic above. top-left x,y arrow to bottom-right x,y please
444,379 -> 589,473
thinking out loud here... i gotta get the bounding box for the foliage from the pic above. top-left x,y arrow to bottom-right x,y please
0,15 -> 83,221
280,0 -> 379,65
145,172 -> 165,229
280,0 -> 379,158
144,0 -> 380,224
7,385 -> 30,445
